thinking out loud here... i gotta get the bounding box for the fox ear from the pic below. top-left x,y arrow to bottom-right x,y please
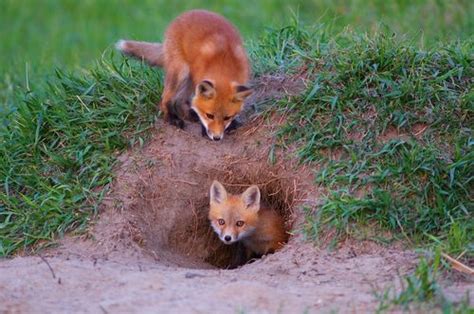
210,180 -> 227,204
233,85 -> 253,102
197,80 -> 215,99
241,185 -> 260,212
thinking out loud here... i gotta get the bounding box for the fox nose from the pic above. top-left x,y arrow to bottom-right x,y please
224,235 -> 231,242
213,135 -> 222,141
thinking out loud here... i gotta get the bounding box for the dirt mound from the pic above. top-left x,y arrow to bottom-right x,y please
1,74 -> 472,312
81,72 -> 312,270
99,113 -> 311,270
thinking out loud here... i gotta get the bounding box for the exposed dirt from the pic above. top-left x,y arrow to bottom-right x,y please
1,75 -> 472,313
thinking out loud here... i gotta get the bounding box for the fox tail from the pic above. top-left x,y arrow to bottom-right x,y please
116,40 -> 164,67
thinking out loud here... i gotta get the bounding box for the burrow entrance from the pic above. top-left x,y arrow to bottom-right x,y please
114,71 -> 310,269
128,156 -> 301,269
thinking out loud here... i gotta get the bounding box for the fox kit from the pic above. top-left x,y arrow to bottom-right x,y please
116,10 -> 253,141
208,180 -> 288,258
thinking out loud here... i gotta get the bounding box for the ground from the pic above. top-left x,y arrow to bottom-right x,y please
0,76 -> 472,313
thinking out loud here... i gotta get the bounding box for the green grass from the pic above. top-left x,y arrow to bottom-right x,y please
1,0 -> 472,77
255,22 -> 472,311
258,24 -> 473,258
0,58 -> 161,254
375,253 -> 472,313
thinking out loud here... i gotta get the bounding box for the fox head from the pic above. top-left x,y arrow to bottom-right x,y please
208,180 -> 260,244
191,80 -> 252,141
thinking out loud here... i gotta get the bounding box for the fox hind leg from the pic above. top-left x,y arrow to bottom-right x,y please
166,104 -> 185,128
160,66 -> 192,128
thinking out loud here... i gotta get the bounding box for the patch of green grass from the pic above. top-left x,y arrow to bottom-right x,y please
256,24 -> 473,259
0,56 -> 161,255
375,254 -> 472,313
1,0 -> 472,77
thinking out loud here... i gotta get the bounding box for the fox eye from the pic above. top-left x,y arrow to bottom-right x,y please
223,115 -> 233,121
236,220 -> 244,227
218,219 -> 225,225
206,113 -> 214,120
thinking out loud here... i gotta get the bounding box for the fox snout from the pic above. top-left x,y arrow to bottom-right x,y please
220,232 -> 237,244
195,114 -> 228,141
212,225 -> 238,244
204,123 -> 225,141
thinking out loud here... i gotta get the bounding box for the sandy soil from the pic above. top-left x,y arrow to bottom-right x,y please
1,75 -> 472,313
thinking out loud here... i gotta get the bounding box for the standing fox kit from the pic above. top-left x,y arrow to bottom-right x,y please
208,181 -> 288,257
116,10 -> 252,141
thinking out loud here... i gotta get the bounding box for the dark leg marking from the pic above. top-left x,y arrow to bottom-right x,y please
166,101 -> 185,129
225,118 -> 242,134
200,123 -> 207,137
228,242 -> 249,269
167,74 -> 194,125
188,109 -> 200,122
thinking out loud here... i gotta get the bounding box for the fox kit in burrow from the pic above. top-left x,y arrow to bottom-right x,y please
208,180 -> 288,258
116,10 -> 253,141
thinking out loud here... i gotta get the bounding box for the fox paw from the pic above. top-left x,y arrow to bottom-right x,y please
200,124 -> 207,137
225,119 -> 242,133
166,113 -> 185,129
188,109 -> 200,122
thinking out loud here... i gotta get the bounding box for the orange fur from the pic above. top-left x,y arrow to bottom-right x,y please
209,181 -> 288,256
117,10 -> 252,140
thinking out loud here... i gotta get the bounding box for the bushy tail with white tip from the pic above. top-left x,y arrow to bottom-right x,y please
116,40 -> 164,67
